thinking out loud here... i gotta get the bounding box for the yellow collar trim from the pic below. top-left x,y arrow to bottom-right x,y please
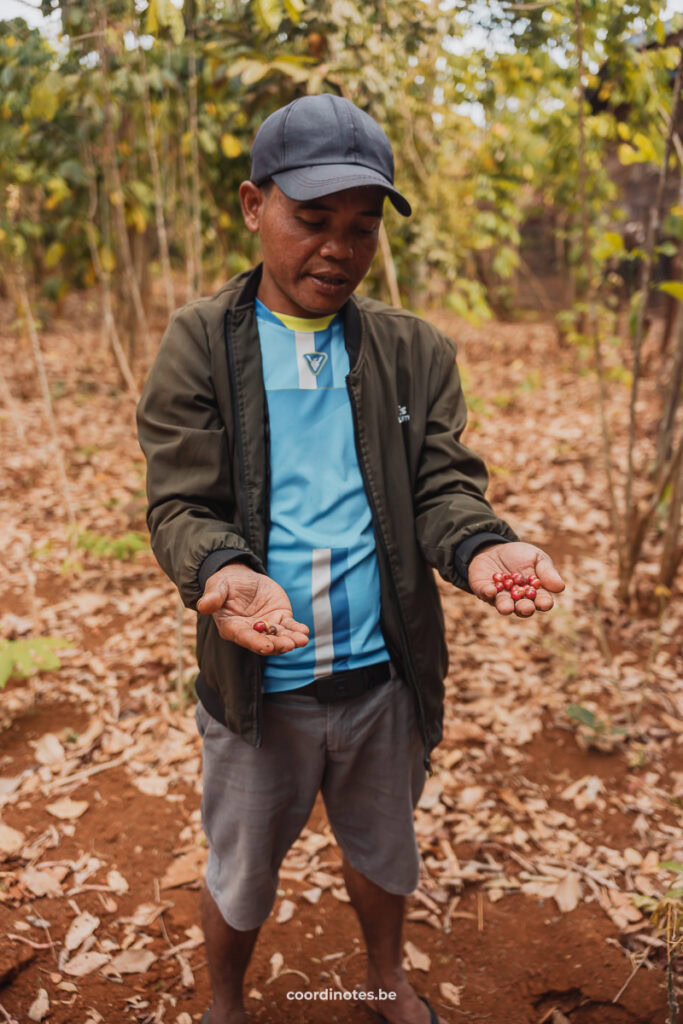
271,310 -> 336,332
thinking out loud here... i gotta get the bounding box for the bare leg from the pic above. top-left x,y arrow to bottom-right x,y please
201,886 -> 261,1023
342,856 -> 445,1024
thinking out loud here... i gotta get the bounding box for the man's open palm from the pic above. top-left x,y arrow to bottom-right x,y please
197,563 -> 310,655
469,542 -> 565,617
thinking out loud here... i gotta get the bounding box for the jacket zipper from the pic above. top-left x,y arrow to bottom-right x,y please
225,310 -> 251,551
225,308 -> 265,747
346,378 -> 433,776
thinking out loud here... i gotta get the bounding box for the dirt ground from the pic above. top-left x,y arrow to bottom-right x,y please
0,289 -> 681,1024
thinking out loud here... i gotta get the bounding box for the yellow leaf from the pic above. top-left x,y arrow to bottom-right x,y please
218,212 -> 232,228
618,143 -> 639,166
109,190 -> 124,207
100,245 -> 116,273
221,133 -> 242,158
146,0 -> 159,35
616,122 -> 630,140
44,241 -> 65,268
130,206 -> 147,233
284,0 -> 305,22
659,281 -> 683,302
633,131 -> 657,163
253,0 -> 282,33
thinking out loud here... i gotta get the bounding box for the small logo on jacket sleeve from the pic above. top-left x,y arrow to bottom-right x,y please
397,404 -> 410,424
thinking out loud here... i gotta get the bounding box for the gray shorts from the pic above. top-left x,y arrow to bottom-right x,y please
195,665 -> 426,930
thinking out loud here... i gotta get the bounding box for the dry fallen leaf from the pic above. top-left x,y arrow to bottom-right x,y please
458,786 -> 486,811
20,867 -> 62,899
176,953 -> 194,989
276,899 -> 295,923
0,822 -> 25,857
28,987 -> 49,1022
105,949 -> 157,974
63,951 -> 110,977
122,901 -> 174,928
269,952 -> 284,982
33,734 -> 65,765
439,981 -> 462,1006
133,773 -> 169,797
553,872 -> 582,913
46,797 -> 89,821
160,849 -> 207,889
404,940 -> 430,972
65,911 -> 100,952
106,870 -> 129,894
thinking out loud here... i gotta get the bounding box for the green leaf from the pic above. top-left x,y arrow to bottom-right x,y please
0,637 -> 71,688
24,73 -> 60,122
593,232 -> 625,261
659,860 -> 683,874
658,281 -> 683,302
44,240 -> 64,269
567,704 -> 596,728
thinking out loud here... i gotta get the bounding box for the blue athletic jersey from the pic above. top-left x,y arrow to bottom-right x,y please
255,298 -> 389,692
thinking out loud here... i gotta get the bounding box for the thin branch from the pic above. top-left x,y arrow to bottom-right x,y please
378,222 -> 402,308
574,0 -> 623,550
137,35 -> 175,318
625,57 -> 682,525
82,142 -> 139,398
15,270 -> 77,532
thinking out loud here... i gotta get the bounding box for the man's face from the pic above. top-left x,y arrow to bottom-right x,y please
239,181 -> 385,317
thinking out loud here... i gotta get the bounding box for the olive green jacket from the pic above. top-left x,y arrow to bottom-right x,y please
136,266 -> 517,768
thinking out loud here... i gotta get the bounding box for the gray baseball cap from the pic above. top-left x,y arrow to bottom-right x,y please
250,94 -> 412,217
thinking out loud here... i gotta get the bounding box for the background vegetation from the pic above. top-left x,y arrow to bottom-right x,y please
0,0 -> 681,600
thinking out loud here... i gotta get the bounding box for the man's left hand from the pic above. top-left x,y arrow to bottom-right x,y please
468,542 -> 565,617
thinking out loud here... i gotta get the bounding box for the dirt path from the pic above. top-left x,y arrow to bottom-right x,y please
0,294 -> 680,1023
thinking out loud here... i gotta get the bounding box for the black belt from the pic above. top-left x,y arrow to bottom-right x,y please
269,661 -> 391,703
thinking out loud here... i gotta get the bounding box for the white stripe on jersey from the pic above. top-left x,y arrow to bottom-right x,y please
311,548 -> 334,676
295,331 -> 318,389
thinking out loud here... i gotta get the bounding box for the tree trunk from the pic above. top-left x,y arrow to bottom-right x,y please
97,5 -> 153,366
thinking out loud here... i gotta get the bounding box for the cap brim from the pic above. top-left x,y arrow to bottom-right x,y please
272,164 -> 412,217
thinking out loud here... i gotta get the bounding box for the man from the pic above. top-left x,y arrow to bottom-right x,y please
137,94 -> 564,1024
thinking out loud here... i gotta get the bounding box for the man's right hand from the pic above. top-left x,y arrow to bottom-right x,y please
196,563 -> 310,655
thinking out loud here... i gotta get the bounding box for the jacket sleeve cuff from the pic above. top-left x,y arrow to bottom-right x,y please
197,548 -> 265,594
453,531 -> 514,587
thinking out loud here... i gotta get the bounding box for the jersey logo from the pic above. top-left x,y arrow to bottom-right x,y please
398,404 -> 410,423
303,352 -> 328,376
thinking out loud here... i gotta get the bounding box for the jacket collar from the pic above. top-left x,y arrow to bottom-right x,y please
235,263 -> 363,370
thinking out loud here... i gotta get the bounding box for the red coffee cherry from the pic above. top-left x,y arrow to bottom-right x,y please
510,585 -> 524,601
503,578 -> 514,590
525,586 -> 537,600
495,581 -> 505,593
253,621 -> 267,633
492,572 -> 505,583
511,572 -> 524,585
530,576 -> 541,589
